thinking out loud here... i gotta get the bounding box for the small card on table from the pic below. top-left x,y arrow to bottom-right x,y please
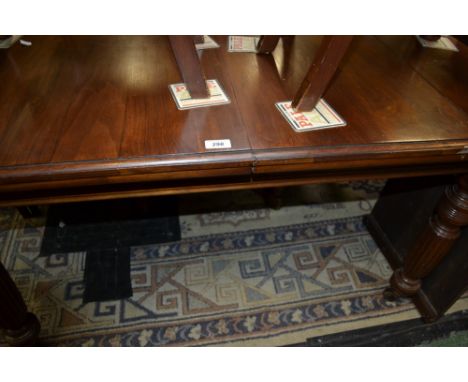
276,100 -> 346,132
169,79 -> 230,110
415,36 -> 459,52
228,36 -> 260,52
195,36 -> 220,50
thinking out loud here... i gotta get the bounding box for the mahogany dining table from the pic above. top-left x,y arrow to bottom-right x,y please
0,35 -> 467,345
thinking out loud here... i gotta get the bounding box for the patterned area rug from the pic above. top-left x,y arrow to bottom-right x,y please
1,181 -> 467,346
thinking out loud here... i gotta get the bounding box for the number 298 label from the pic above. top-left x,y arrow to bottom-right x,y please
205,139 -> 232,150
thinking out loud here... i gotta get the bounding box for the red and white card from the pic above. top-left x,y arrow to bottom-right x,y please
228,36 -> 260,52
169,79 -> 230,110
276,100 -> 346,132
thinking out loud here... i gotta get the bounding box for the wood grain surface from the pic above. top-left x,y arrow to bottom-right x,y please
377,36 -> 468,113
0,36 -> 467,205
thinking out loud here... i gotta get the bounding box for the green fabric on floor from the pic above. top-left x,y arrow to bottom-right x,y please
420,331 -> 468,347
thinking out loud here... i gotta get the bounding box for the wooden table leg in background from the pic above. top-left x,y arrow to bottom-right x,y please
256,36 -> 281,54
387,175 -> 468,299
419,35 -> 441,42
168,36 -> 209,99
193,35 -> 205,45
291,36 -> 353,111
0,261 -> 40,346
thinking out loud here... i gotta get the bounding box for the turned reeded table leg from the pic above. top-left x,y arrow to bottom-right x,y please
0,261 -> 40,346
387,175 -> 468,298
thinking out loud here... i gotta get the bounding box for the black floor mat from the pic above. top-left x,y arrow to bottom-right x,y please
83,247 -> 132,303
39,197 -> 181,302
40,197 -> 180,255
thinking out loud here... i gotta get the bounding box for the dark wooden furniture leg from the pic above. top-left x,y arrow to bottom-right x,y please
193,35 -> 205,44
260,188 -> 285,210
0,261 -> 40,346
292,36 -> 353,111
257,36 -> 281,54
168,36 -> 209,99
420,35 -> 441,42
388,175 -> 468,298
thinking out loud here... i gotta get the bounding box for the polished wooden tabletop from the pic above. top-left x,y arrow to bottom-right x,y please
377,36 -> 468,113
0,36 -> 467,205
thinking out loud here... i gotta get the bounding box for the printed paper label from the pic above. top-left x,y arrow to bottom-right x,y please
416,36 -> 459,52
205,139 -> 232,149
276,100 -> 346,132
228,36 -> 260,52
169,79 -> 230,110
